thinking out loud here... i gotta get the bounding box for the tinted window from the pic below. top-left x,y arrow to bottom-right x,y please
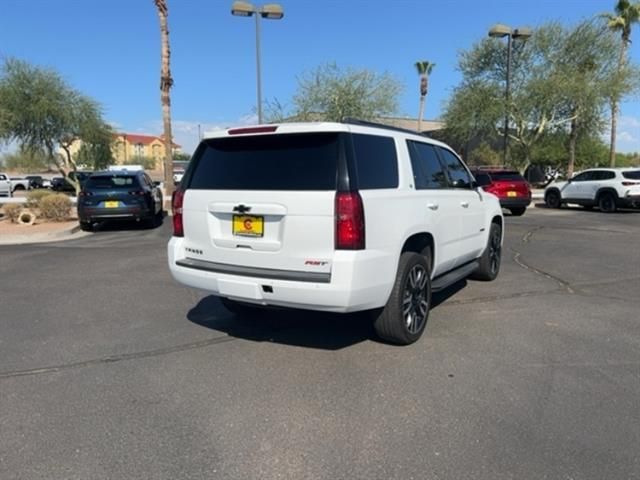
437,148 -> 472,188
622,170 -> 640,180
591,170 -> 615,180
85,175 -> 140,189
488,171 -> 525,181
352,134 -> 398,189
407,141 -> 448,189
571,171 -> 594,182
189,133 -> 339,191
0,174 -> 6,180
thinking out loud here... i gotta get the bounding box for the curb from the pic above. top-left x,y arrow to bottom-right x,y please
0,222 -> 87,246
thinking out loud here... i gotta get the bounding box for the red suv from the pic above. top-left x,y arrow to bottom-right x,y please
471,167 -> 531,216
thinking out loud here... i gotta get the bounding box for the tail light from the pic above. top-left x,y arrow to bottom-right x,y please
172,189 -> 185,237
335,191 -> 365,250
622,181 -> 639,186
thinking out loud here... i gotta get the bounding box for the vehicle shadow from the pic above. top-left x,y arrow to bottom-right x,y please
533,202 -> 640,213
186,280 -> 467,350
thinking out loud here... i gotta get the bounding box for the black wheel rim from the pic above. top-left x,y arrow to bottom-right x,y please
548,193 -> 558,207
489,229 -> 502,275
402,265 -> 429,334
601,195 -> 613,212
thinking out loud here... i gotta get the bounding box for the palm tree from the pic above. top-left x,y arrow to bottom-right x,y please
415,61 -> 435,133
154,0 -> 174,198
602,0 -> 640,166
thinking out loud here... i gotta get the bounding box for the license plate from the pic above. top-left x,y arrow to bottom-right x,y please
232,215 -> 264,237
507,191 -> 518,197
104,201 -> 119,208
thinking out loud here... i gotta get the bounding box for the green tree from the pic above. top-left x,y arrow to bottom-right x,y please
2,147 -> 49,172
554,21 -> 620,177
602,0 -> 640,166
414,61 -> 435,132
0,58 -> 111,192
74,133 -> 114,171
290,63 -> 403,122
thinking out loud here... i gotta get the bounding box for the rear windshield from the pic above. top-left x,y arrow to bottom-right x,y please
85,175 -> 140,189
622,170 -> 640,180
188,133 -> 339,191
487,171 -> 525,181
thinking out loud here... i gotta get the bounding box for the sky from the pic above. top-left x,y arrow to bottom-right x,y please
1,0 -> 639,154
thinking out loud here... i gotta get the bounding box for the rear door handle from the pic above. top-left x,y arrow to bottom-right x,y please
460,201 -> 469,208
427,203 -> 439,211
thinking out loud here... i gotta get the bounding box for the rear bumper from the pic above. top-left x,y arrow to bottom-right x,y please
618,194 -> 640,208
167,237 -> 395,313
78,205 -> 152,221
499,197 -> 531,209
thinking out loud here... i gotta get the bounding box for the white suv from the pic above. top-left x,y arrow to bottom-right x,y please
168,120 -> 503,344
545,167 -> 640,213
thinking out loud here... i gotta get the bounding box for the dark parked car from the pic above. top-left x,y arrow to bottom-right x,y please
51,171 -> 92,192
25,175 -> 44,189
471,167 -> 532,216
77,170 -> 163,231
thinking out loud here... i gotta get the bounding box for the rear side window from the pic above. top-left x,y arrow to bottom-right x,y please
351,134 -> 398,189
407,141 -> 448,189
85,175 -> 139,189
622,170 -> 640,180
592,170 -> 615,180
189,133 -> 339,191
437,147 -> 472,188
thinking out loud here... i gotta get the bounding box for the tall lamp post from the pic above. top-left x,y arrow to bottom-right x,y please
231,1 -> 284,124
488,24 -> 532,165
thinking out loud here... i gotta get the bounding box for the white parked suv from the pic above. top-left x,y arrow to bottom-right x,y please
545,167 -> 640,213
168,120 -> 504,344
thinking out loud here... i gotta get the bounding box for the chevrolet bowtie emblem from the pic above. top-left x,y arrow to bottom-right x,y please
233,204 -> 252,214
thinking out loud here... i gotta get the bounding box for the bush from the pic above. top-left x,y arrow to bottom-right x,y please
26,189 -> 54,209
3,203 -> 23,223
39,194 -> 72,221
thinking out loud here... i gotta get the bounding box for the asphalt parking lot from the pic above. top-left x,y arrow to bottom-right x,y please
1,205 -> 639,480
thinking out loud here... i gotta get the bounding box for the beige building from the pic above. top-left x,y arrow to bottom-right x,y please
63,133 -> 181,170
112,133 -> 181,168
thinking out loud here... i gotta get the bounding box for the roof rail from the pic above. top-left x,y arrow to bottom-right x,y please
342,117 -> 429,137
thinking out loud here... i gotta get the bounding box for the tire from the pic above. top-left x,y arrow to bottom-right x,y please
79,221 -> 93,232
220,297 -> 261,317
545,190 -> 561,209
598,192 -> 617,213
373,251 -> 431,345
471,222 -> 502,281
509,207 -> 526,216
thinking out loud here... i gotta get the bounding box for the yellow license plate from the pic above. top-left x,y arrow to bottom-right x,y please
232,215 -> 264,237
507,191 -> 518,197
104,201 -> 119,208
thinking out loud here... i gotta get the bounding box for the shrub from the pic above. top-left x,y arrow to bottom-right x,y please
26,189 -> 55,209
39,194 -> 72,221
3,203 -> 23,223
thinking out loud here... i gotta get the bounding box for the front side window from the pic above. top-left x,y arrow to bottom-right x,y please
351,134 -> 398,189
571,171 -> 594,182
437,147 -> 472,189
407,141 -> 448,189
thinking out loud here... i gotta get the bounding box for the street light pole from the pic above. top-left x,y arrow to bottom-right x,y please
231,2 -> 284,125
488,24 -> 532,165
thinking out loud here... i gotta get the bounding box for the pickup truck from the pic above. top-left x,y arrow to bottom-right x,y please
0,173 -> 12,197
5,176 -> 30,192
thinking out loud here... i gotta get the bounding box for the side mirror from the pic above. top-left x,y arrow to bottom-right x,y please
474,173 -> 492,188
153,181 -> 161,187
